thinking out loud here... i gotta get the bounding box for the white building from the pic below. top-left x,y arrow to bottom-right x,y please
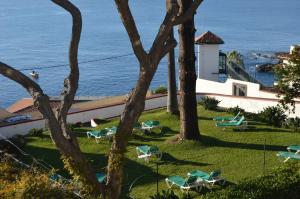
195,31 -> 300,117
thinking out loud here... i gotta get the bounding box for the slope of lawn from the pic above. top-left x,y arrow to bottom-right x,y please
24,105 -> 300,198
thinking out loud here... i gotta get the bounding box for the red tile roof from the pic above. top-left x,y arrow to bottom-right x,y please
195,31 -> 224,45
6,98 -> 34,113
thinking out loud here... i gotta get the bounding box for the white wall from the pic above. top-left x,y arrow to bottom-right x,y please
0,96 -> 168,140
198,44 -> 219,81
199,93 -> 300,117
196,78 -> 260,97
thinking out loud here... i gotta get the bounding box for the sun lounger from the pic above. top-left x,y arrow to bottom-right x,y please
133,122 -> 142,132
87,126 -> 117,143
165,175 -> 202,193
96,172 -> 107,183
277,151 -> 300,162
213,111 -> 241,122
187,170 -> 225,187
216,116 -> 247,130
136,145 -> 162,161
287,145 -> 300,154
141,120 -> 162,133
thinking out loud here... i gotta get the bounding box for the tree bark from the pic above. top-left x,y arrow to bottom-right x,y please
178,0 -> 201,140
167,26 -> 179,115
0,0 -> 103,196
107,1 -> 204,198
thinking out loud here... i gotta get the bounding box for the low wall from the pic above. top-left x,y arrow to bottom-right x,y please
0,95 -> 167,140
1,92 -> 299,140
199,93 -> 300,117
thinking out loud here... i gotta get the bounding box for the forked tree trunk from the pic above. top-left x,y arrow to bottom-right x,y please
167,26 -> 179,115
107,1 -> 204,198
178,0 -> 200,140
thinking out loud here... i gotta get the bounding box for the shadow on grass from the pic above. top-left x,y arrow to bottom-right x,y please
232,126 -> 291,133
200,135 -> 286,152
23,145 -> 164,190
198,116 -> 214,121
162,153 -> 211,167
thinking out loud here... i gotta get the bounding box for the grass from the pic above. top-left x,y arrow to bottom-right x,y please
23,105 -> 300,198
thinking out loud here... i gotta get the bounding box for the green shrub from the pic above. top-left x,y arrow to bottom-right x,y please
227,106 -> 245,115
153,85 -> 168,94
284,117 -> 300,132
149,190 -> 191,199
28,128 -> 44,137
258,106 -> 286,127
200,163 -> 300,199
199,96 -> 220,110
0,157 -> 77,198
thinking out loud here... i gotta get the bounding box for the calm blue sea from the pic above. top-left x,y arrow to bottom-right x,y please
0,0 -> 299,108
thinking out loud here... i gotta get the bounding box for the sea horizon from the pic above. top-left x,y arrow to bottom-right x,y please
1,0 -> 300,108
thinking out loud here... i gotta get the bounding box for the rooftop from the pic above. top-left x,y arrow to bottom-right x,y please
195,31 -> 224,45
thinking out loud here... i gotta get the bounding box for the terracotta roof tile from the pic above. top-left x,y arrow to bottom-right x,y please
6,98 -> 34,113
195,31 -> 224,45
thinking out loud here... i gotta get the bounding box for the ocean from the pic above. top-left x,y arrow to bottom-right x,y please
0,0 -> 299,108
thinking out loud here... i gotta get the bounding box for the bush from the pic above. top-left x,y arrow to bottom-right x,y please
258,106 -> 287,127
201,163 -> 300,199
284,117 -> 300,132
227,106 -> 245,115
28,128 -> 44,137
0,135 -> 27,155
153,85 -> 168,94
199,96 -> 220,110
149,190 -> 191,199
0,157 -> 77,198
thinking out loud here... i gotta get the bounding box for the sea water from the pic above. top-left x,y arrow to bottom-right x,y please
0,0 -> 299,108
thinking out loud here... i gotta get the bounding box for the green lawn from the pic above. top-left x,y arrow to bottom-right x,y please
24,105 -> 300,198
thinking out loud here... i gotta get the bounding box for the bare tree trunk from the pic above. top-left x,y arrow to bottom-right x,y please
167,26 -> 179,115
107,1 -> 204,198
178,0 -> 200,140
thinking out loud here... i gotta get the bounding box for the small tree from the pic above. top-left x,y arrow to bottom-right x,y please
275,48 -> 300,112
227,50 -> 245,68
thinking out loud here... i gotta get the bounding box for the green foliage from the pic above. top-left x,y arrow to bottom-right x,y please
153,85 -> 168,94
258,106 -> 287,127
275,48 -> 300,112
227,50 -> 245,68
284,117 -> 300,132
28,128 -> 44,137
201,163 -> 300,199
227,106 -> 245,115
199,96 -> 220,110
0,157 -> 77,198
149,190 -> 192,199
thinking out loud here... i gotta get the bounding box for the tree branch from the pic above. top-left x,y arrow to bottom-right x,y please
0,62 -> 44,96
149,0 -> 179,63
51,0 -> 82,132
173,0 -> 204,25
114,0 -> 147,63
159,38 -> 178,61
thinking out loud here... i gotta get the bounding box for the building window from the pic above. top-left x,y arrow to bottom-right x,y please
219,52 -> 227,74
233,83 -> 247,96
